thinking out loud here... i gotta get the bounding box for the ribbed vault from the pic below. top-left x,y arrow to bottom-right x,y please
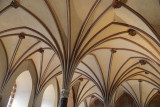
0,0 -> 159,107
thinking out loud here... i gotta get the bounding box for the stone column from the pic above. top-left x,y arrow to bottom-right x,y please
104,98 -> 108,107
32,94 -> 38,107
0,92 -> 2,107
32,99 -> 36,107
0,93 -> 2,102
59,89 -> 69,107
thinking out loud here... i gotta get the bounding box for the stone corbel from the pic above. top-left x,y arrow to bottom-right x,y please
10,1 -> 19,8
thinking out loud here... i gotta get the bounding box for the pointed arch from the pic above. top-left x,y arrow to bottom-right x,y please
0,59 -> 37,107
115,92 -> 138,107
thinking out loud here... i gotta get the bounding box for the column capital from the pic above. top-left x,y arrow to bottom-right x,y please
60,89 -> 69,98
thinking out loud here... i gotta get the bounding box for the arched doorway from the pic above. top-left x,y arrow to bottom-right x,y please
90,99 -> 104,107
41,84 -> 55,107
115,93 -> 138,107
7,70 -> 32,107
147,93 -> 160,107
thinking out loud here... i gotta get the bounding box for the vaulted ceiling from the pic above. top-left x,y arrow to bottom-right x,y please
0,0 -> 160,106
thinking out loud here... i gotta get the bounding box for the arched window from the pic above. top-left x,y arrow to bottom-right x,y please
7,82 -> 17,107
7,70 -> 32,107
41,85 -> 55,107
